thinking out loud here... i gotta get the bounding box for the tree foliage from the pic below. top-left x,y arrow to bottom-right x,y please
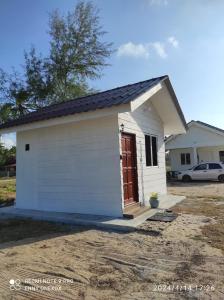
0,1 -> 112,122
0,144 -> 16,167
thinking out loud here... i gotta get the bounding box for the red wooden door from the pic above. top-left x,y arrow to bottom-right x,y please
121,133 -> 138,206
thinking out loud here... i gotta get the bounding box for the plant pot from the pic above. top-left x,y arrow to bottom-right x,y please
150,198 -> 159,208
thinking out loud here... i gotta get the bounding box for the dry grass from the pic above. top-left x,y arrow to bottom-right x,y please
172,194 -> 224,253
0,178 -> 16,206
172,195 -> 224,217
0,219 -> 71,244
202,222 -> 224,253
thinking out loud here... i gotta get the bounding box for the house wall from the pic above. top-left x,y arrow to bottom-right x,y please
168,146 -> 224,171
197,146 -> 224,163
166,124 -> 224,150
118,101 -> 166,208
166,123 -> 224,171
169,148 -> 194,171
16,115 -> 123,217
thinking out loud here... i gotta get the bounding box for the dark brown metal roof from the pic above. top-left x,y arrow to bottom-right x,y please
0,75 -> 186,130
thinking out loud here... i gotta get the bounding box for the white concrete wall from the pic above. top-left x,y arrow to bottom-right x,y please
16,115 -> 123,217
118,100 -> 167,208
169,148 -> 194,171
166,123 -> 224,171
197,146 -> 224,163
169,146 -> 224,171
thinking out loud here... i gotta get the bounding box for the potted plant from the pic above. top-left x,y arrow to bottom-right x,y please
150,192 -> 159,208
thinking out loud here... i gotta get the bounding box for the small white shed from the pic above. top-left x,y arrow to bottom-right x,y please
0,76 -> 186,217
166,120 -> 224,171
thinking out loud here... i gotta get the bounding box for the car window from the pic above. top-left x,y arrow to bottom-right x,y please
194,164 -> 207,171
209,163 -> 222,170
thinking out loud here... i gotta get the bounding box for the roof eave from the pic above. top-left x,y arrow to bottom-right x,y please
189,120 -> 224,137
130,76 -> 187,136
0,103 -> 131,134
163,77 -> 188,132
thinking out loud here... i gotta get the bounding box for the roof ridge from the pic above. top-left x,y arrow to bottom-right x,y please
188,120 -> 224,134
195,120 -> 224,133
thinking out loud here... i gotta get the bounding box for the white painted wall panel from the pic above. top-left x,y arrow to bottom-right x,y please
198,146 -> 224,162
118,100 -> 167,208
16,116 -> 122,217
169,148 -> 194,171
169,146 -> 224,171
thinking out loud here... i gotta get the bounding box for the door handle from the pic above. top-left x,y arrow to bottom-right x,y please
203,171 -> 207,172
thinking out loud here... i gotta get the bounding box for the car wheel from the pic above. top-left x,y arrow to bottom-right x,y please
182,175 -> 191,182
218,175 -> 224,182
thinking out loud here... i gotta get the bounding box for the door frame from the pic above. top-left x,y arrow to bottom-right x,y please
121,132 -> 139,207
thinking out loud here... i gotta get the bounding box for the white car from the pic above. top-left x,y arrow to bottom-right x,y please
177,162 -> 224,182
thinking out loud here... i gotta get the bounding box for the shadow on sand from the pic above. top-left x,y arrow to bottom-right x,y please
0,217 -> 162,251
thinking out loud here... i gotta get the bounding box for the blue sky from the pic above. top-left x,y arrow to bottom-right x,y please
1,0 -> 224,147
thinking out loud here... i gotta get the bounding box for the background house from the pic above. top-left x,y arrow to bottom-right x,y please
0,147 -> 16,178
0,161 -> 16,177
166,120 -> 224,172
0,76 -> 186,217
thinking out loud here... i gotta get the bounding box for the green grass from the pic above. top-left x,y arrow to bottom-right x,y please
0,178 -> 16,206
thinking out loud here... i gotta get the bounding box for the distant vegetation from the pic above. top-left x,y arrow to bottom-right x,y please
0,145 -> 16,167
0,178 -> 16,207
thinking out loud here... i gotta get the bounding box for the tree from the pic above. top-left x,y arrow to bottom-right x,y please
24,47 -> 52,108
0,1 -> 113,121
0,143 -> 6,166
0,69 -> 31,122
46,1 -> 112,102
0,144 -> 16,167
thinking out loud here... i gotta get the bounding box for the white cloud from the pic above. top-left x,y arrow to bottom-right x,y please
117,36 -> 179,60
151,42 -> 167,58
1,134 -> 16,149
148,0 -> 168,6
117,42 -> 150,59
168,36 -> 179,48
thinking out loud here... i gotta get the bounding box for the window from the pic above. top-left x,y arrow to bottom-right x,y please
145,135 -> 151,166
194,164 -> 207,171
209,163 -> 222,170
219,151 -> 224,162
25,144 -> 30,151
180,153 -> 185,165
145,135 -> 158,166
180,153 -> 191,165
152,136 -> 158,166
186,153 -> 191,164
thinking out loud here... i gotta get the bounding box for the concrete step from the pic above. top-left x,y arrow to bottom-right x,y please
123,203 -> 150,219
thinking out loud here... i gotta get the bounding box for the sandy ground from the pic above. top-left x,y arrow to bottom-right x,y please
168,180 -> 224,197
0,183 -> 223,299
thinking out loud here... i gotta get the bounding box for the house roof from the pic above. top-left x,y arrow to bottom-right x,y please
0,75 -> 186,130
165,120 -> 224,145
191,120 -> 224,135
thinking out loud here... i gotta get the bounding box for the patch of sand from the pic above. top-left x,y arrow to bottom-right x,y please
168,180 -> 224,197
0,182 -> 223,299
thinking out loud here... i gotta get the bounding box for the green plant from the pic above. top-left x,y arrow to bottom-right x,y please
150,192 -> 158,199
